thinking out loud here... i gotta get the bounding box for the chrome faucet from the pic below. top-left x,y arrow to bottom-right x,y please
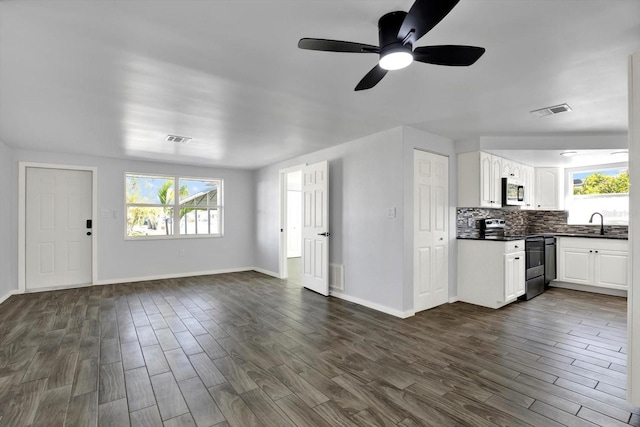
589,212 -> 604,235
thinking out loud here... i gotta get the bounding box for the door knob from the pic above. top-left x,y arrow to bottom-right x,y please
439,238 -> 444,241
87,232 -> 92,236
318,232 -> 331,237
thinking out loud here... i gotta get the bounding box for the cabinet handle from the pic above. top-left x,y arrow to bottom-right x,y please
514,245 -> 519,248
589,250 -> 593,253
515,257 -> 520,260
595,250 -> 599,254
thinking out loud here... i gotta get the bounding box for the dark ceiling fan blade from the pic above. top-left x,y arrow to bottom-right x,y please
298,38 -> 380,53
398,0 -> 460,45
413,45 -> 485,66
354,65 -> 388,91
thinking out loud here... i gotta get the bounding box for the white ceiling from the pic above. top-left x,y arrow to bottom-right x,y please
1,0 -> 639,169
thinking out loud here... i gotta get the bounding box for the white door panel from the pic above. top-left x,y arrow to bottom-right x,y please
301,161 -> 329,296
414,150 -> 449,312
26,167 -> 92,290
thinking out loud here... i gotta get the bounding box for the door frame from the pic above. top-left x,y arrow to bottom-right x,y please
279,164 -> 306,280
18,162 -> 98,292
412,148 -> 450,312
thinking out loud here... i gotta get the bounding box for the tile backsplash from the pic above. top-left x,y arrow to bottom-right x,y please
457,208 -> 628,238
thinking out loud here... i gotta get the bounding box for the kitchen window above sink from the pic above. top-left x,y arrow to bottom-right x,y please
565,162 -> 629,225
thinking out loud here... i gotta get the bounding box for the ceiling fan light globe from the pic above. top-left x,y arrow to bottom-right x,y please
379,51 -> 413,70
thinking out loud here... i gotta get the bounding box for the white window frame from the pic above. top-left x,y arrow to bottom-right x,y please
125,173 -> 223,240
564,162 -> 628,225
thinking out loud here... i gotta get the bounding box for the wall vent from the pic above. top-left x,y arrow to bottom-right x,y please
530,103 -> 572,118
329,264 -> 344,291
165,135 -> 192,144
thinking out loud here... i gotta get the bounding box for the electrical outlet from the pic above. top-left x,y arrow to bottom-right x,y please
386,207 -> 396,218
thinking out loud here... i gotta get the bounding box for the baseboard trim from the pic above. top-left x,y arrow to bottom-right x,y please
449,296 -> 459,303
0,289 -> 20,305
550,281 -> 627,298
95,267 -> 255,286
329,291 -> 415,319
252,268 -> 282,279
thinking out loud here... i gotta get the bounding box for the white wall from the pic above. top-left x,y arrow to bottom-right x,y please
12,148 -> 255,286
254,126 -> 457,316
0,141 -> 17,301
627,51 -> 640,406
254,127 -> 405,312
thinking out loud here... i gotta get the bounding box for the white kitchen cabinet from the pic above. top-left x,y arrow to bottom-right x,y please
458,239 -> 525,309
557,237 -> 628,290
458,151 -> 502,208
501,159 -> 522,181
535,167 -> 563,210
522,165 -> 535,210
505,251 -> 526,301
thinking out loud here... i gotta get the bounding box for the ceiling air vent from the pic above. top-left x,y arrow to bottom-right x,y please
165,135 -> 192,144
530,103 -> 572,118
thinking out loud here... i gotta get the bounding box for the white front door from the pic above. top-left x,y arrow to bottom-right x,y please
26,167 -> 93,290
301,160 -> 329,296
414,150 -> 449,312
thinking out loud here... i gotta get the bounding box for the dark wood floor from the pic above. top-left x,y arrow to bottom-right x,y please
0,272 -> 638,426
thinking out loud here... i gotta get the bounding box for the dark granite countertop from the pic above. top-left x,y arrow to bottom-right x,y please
457,233 -> 628,241
550,233 -> 628,240
457,236 -> 526,241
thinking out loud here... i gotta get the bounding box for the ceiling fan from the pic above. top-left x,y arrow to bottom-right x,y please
298,0 -> 485,91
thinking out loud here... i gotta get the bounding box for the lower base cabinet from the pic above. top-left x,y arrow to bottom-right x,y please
458,239 -> 525,309
557,237 -> 628,290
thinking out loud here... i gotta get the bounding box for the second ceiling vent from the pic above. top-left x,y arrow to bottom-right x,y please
530,103 -> 572,118
165,135 -> 192,144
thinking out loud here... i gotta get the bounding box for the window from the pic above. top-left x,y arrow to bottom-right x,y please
125,174 -> 222,238
565,163 -> 628,225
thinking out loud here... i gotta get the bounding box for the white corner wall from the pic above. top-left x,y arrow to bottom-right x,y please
627,51 -> 640,406
12,149 -> 255,285
0,141 -> 18,302
254,126 -> 457,317
254,127 -> 406,314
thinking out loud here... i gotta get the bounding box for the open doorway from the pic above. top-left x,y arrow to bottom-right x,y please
279,161 -> 330,295
284,170 -> 302,285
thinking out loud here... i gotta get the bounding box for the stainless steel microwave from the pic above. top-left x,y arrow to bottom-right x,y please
502,178 -> 525,206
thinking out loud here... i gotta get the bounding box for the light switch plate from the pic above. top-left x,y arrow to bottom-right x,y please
386,207 -> 396,218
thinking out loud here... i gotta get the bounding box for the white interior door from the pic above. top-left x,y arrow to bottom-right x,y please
414,150 -> 449,312
301,160 -> 329,296
26,167 -> 93,290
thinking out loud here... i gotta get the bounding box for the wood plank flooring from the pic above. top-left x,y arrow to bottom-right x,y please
0,271 -> 638,426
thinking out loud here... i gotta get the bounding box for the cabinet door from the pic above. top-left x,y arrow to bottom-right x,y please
514,253 -> 526,296
502,159 -> 513,178
491,156 -> 503,207
595,250 -> 628,289
523,165 -> 535,209
535,168 -> 560,210
558,247 -> 592,285
504,253 -> 517,302
511,162 -> 522,181
480,152 -> 493,207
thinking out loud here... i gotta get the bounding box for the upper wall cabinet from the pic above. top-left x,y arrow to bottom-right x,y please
521,164 -> 535,210
459,151 -> 503,208
458,151 -> 531,208
535,167 -> 563,210
501,158 -> 522,181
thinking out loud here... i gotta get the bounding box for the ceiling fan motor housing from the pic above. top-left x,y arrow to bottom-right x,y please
378,11 -> 413,57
